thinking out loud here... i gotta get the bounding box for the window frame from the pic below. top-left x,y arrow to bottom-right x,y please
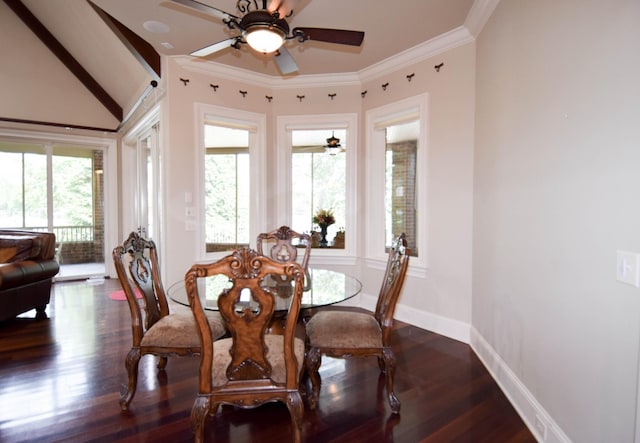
195,103 -> 267,260
365,95 -> 428,275
276,113 -> 358,265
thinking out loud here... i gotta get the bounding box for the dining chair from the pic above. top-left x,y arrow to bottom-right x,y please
256,226 -> 311,288
304,233 -> 410,413
112,231 -> 227,411
185,248 -> 306,443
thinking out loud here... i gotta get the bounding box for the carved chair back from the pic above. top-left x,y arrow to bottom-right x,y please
257,225 -> 311,271
375,233 -> 410,345
112,231 -> 168,345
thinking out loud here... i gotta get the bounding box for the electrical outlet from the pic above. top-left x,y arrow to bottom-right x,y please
535,415 -> 548,441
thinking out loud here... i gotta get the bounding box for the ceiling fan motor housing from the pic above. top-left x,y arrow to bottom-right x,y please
241,10 -> 290,38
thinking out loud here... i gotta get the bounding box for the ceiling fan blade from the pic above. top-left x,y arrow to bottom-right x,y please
191,38 -> 237,57
275,46 -> 298,74
268,0 -> 300,17
170,0 -> 240,22
292,27 -> 364,46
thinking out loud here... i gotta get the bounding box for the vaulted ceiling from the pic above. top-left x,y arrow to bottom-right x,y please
0,0 -> 477,132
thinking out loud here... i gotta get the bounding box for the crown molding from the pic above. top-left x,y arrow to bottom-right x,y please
173,24 -> 478,89
173,56 -> 361,89
357,26 -> 474,83
465,0 -> 501,38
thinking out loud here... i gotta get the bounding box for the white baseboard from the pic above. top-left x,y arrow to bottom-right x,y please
470,327 -> 571,443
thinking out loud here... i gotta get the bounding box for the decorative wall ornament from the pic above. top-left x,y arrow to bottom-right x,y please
296,95 -> 305,102
239,90 -> 247,97
381,82 -> 389,91
361,90 -> 368,98
434,63 -> 444,72
266,95 -> 273,102
406,73 -> 415,82
328,93 -> 336,100
210,84 -> 219,92
179,78 -> 190,86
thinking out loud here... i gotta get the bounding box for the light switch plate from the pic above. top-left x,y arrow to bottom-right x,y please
616,251 -> 640,287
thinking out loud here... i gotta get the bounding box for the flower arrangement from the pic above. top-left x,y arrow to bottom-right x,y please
312,209 -> 335,227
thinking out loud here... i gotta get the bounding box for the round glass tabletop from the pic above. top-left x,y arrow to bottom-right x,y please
167,267 -> 362,312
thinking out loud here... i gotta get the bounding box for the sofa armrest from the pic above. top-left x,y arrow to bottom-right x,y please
0,260 -> 60,291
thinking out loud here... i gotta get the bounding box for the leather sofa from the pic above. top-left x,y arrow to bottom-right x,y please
0,230 -> 60,322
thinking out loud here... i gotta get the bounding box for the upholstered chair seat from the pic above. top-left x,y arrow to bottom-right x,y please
305,311 -> 382,349
140,311 -> 227,348
211,335 -> 305,386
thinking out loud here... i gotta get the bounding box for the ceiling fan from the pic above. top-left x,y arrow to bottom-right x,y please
293,131 -> 346,156
171,0 -> 365,75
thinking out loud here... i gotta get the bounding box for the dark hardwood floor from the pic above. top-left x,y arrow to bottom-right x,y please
0,278 -> 535,442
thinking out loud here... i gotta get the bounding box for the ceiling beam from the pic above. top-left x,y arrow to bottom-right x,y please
87,1 -> 161,81
3,0 -> 123,122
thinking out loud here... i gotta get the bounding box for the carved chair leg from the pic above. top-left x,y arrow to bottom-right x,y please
120,348 -> 141,411
191,396 -> 210,443
157,356 -> 168,370
287,391 -> 304,443
304,346 -> 322,410
382,348 -> 400,413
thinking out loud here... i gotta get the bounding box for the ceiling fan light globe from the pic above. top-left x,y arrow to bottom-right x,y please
245,27 -> 285,53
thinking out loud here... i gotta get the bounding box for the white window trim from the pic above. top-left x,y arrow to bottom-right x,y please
195,103 -> 267,260
276,113 -> 358,265
365,94 -> 428,276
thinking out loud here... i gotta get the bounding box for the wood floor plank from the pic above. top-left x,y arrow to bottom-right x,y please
0,278 -> 535,442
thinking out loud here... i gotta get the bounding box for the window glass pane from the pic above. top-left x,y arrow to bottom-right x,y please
0,146 -> 47,228
52,148 -> 94,235
204,124 -> 250,252
291,129 -> 346,248
385,121 -> 418,256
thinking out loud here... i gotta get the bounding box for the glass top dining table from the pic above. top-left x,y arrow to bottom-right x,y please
167,267 -> 362,313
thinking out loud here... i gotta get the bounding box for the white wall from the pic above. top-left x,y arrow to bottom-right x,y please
472,1 -> 640,441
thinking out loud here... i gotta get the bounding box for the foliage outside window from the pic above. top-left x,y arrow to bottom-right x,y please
0,144 -> 99,242
291,129 -> 346,248
204,124 -> 250,252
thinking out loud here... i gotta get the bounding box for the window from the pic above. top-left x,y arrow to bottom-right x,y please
0,134 -> 115,280
204,124 -> 250,252
366,95 -> 427,270
196,104 -> 266,259
276,113 -> 357,260
291,129 -> 346,248
385,121 -> 418,255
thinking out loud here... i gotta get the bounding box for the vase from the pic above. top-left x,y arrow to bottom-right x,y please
319,224 -> 329,247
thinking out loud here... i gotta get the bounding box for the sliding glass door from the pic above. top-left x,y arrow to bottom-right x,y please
0,140 -> 107,280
